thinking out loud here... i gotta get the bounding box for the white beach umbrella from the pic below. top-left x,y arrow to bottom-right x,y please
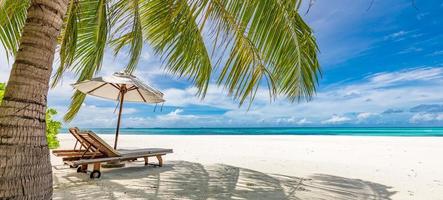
73,71 -> 165,149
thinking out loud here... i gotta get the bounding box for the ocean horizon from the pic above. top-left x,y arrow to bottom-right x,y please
61,127 -> 443,137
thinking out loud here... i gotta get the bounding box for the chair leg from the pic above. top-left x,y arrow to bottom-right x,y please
156,155 -> 163,167
93,163 -> 101,171
144,157 -> 148,165
90,163 -> 101,179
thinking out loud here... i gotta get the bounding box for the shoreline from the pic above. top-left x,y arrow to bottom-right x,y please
52,134 -> 443,199
57,127 -> 443,137
57,132 -> 443,137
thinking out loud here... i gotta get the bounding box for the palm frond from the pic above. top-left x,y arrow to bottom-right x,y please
136,0 -> 319,106
0,0 -> 29,60
63,91 -> 86,122
272,7 -> 320,101
61,0 -> 109,121
140,0 -> 212,96
202,0 -> 320,105
109,0 -> 143,74
52,0 -> 79,87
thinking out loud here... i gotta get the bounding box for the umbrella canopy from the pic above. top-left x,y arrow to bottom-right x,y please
73,72 -> 165,103
73,72 -> 165,149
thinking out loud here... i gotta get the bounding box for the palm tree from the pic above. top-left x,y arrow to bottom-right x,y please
0,0 -> 319,198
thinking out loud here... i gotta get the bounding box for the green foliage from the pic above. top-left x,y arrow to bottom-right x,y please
1,0 -> 321,122
0,82 -> 5,104
0,0 -> 29,60
46,108 -> 62,149
136,0 -> 212,97
55,0 -> 109,121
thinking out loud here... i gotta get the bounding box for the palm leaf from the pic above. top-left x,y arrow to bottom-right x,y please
204,0 -> 320,104
59,0 -> 109,121
52,0 -> 80,87
108,0 -> 143,74
140,0 -> 212,97
63,91 -> 86,122
0,0 -> 29,60
135,0 -> 319,106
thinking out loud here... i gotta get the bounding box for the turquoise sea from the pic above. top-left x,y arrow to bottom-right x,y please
62,127 -> 443,137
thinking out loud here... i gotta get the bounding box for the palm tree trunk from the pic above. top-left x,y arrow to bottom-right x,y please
0,0 -> 69,199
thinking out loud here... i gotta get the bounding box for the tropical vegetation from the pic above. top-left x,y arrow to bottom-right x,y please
0,83 -> 4,102
45,109 -> 62,149
0,0 -> 320,198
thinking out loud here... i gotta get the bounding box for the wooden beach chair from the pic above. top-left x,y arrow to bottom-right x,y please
52,127 -> 105,162
53,128 -> 173,179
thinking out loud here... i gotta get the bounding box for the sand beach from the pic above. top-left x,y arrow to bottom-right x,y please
51,134 -> 443,200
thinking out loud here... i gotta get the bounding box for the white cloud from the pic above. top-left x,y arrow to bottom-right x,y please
169,108 -> 183,115
322,115 -> 351,124
416,12 -> 429,20
60,104 -> 138,127
357,112 -> 375,120
297,118 -> 312,125
275,116 -> 300,124
141,51 -> 151,61
162,85 -> 238,109
410,113 -> 443,123
410,113 -> 437,123
135,66 -> 443,126
384,30 -> 409,40
54,66 -> 443,127
383,30 -> 424,42
121,108 -> 219,128
366,67 -> 443,86
436,115 -> 443,121
397,47 -> 423,54
156,108 -> 199,121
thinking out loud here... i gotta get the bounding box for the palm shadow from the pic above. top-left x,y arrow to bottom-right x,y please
53,160 -> 396,200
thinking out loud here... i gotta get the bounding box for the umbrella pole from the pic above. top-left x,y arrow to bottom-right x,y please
114,87 -> 126,149
104,86 -> 127,168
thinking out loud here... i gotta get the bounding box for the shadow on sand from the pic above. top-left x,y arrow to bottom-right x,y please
53,161 -> 396,200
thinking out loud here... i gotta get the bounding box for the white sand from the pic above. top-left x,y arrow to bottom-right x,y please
51,134 -> 443,200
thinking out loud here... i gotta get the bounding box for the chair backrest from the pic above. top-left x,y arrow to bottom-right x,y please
76,130 -> 121,157
69,127 -> 90,149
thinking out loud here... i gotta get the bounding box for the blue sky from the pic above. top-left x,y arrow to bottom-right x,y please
1,0 -> 443,127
